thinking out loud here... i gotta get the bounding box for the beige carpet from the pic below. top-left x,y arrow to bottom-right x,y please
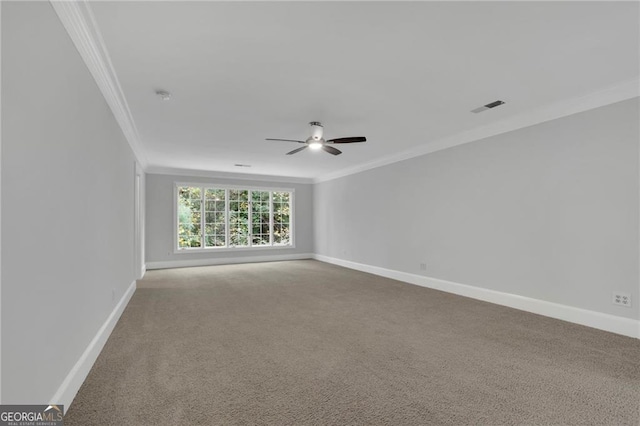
66,260 -> 640,425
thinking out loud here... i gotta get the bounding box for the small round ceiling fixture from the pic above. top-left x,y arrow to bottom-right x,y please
155,90 -> 172,101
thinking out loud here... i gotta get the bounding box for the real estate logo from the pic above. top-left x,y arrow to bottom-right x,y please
0,405 -> 63,426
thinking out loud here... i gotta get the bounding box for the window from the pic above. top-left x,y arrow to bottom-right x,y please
176,184 -> 293,251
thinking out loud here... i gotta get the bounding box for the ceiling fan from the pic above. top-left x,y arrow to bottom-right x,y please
266,122 -> 366,156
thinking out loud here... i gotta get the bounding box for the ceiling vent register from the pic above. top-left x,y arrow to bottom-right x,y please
471,100 -> 505,113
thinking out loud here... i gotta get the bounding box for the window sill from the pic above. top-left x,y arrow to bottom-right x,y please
173,244 -> 295,255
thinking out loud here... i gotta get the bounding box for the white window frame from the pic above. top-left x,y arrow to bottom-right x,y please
173,182 -> 295,253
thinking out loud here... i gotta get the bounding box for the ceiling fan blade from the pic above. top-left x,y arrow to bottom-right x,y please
286,146 -> 308,155
326,136 -> 366,144
322,145 -> 342,156
266,138 -> 306,143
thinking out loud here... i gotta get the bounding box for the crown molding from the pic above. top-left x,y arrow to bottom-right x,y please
314,77 -> 640,183
50,0 -> 148,169
146,166 -> 314,185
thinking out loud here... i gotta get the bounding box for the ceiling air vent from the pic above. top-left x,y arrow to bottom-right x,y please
471,100 -> 505,113
234,164 -> 251,168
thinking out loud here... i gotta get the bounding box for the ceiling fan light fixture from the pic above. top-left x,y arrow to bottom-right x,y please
309,141 -> 323,150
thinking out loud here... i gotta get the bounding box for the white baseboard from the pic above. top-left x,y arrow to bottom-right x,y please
147,253 -> 314,270
313,254 -> 640,339
140,264 -> 146,279
51,280 -> 137,409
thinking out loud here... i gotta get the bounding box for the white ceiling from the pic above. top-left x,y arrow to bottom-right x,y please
90,1 -> 639,181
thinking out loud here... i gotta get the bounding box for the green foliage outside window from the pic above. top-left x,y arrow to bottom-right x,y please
204,188 -> 226,247
229,189 -> 249,246
272,192 -> 290,245
178,187 -> 202,248
177,186 -> 291,249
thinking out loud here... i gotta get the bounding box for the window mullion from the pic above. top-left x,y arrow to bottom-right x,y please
269,192 -> 274,246
225,189 -> 230,248
200,187 -> 205,249
248,192 -> 253,247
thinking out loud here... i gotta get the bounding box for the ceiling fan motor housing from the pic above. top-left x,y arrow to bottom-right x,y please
309,121 -> 324,141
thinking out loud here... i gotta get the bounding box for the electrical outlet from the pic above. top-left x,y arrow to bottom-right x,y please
419,263 -> 427,271
612,292 -> 632,308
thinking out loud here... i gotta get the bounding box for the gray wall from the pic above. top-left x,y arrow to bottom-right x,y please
146,174 -> 313,264
315,99 -> 639,319
2,2 -> 137,402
